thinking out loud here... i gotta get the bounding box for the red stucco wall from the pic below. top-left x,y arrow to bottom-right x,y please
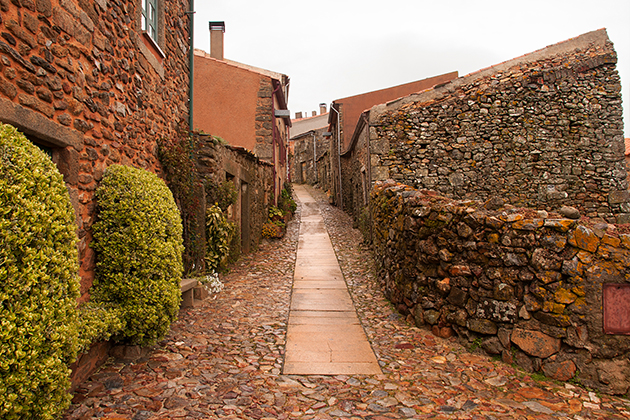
193,54 -> 261,152
335,72 -> 459,151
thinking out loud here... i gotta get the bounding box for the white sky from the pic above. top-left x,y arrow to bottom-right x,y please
193,0 -> 630,137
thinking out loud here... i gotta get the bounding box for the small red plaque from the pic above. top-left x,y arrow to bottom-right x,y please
603,283 -> 630,335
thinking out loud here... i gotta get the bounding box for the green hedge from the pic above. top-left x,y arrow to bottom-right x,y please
0,123 -> 80,419
91,165 -> 184,346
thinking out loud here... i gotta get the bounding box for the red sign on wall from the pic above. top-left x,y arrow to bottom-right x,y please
603,283 -> 630,335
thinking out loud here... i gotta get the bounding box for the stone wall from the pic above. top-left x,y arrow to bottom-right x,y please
340,112 -> 370,227
371,180 -> 630,394
196,134 -> 274,254
0,0 -> 191,300
367,29 -> 628,224
290,127 -> 329,185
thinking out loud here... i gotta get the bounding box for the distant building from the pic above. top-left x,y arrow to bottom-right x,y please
193,23 -> 291,203
327,72 -> 459,206
289,104 -> 330,187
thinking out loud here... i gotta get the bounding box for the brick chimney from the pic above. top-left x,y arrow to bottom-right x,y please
319,103 -> 327,115
209,21 -> 225,60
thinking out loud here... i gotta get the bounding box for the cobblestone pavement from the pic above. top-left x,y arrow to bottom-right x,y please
66,186 -> 630,420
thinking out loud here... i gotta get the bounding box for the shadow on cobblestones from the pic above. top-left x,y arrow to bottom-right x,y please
66,185 -> 630,419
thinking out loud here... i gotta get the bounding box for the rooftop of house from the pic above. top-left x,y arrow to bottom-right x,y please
194,49 -> 288,82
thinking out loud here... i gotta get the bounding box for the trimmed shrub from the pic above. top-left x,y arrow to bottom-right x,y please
91,165 -> 184,346
76,303 -> 124,354
0,123 -> 80,419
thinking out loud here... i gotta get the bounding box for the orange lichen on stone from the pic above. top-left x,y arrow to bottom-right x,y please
555,288 -> 578,305
568,225 -> 600,253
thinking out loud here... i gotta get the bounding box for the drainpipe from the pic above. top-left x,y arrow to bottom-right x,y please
271,82 -> 281,203
330,104 -> 342,208
186,1 -> 195,131
312,131 -> 316,184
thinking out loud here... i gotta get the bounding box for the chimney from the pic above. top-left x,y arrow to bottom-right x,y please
209,21 -> 225,60
312,111 -> 317,117
319,103 -> 327,115
295,112 -> 303,119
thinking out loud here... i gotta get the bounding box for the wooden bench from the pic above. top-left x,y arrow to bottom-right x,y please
180,278 -> 211,307
180,278 -> 199,308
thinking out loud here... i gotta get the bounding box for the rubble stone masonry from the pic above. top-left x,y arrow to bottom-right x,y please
0,0 -> 191,300
371,181 -> 630,394
368,29 -> 628,223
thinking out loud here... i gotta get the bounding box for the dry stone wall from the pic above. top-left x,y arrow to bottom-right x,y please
371,180 -> 630,394
369,29 -> 628,224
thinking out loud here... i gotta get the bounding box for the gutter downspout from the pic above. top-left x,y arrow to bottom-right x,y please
271,82 -> 281,203
186,1 -> 195,131
330,104 -> 342,208
312,131 -> 316,184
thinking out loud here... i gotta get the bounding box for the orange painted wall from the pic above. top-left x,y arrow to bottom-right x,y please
336,72 -> 459,151
193,55 -> 261,152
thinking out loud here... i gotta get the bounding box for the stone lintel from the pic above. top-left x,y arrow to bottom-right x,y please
0,97 -> 84,151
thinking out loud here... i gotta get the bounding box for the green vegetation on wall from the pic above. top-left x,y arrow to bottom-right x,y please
91,165 -> 184,346
205,204 -> 235,273
0,123 -> 80,419
158,134 -> 205,274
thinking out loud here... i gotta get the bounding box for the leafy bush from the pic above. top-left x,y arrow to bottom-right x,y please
205,179 -> 238,213
262,221 -> 283,239
0,123 -> 80,418
91,165 -> 184,346
278,186 -> 297,215
268,205 -> 285,221
206,204 -> 235,273
76,303 -> 124,354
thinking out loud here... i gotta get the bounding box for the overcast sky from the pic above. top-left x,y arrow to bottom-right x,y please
193,0 -> 630,136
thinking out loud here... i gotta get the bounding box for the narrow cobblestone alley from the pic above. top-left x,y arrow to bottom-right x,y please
65,186 -> 630,420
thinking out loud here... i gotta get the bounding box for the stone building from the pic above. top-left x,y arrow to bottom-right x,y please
342,29 -> 628,225
0,0 -> 192,302
194,133 -> 275,255
193,23 -> 291,204
326,72 -> 459,215
289,104 -> 330,187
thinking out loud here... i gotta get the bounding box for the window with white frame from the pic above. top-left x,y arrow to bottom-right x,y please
142,0 -> 158,41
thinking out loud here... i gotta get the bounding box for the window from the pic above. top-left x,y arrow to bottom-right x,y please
142,0 -> 158,41
137,0 -> 165,75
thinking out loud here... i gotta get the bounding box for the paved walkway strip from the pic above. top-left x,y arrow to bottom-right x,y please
283,185 -> 381,375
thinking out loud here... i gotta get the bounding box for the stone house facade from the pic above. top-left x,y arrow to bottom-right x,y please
347,29 -> 628,225
327,72 -> 459,208
289,109 -> 330,187
0,0 -> 192,302
290,128 -> 330,186
195,133 -> 274,254
193,43 -> 291,204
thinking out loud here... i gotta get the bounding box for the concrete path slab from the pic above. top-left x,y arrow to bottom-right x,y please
283,185 -> 381,375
